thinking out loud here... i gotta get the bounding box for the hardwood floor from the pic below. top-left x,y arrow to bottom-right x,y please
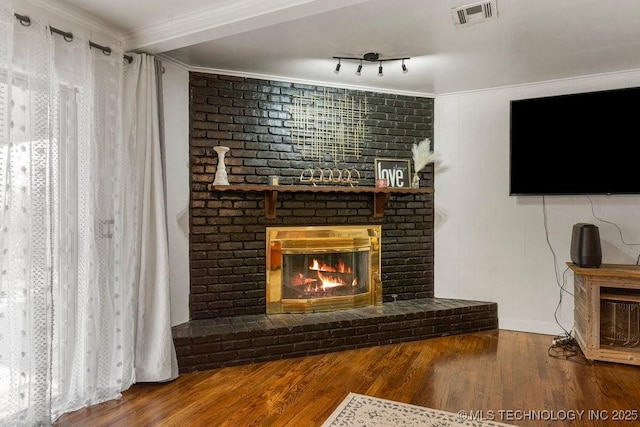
55,329 -> 640,427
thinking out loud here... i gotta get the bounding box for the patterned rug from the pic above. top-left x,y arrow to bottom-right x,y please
322,393 -> 515,427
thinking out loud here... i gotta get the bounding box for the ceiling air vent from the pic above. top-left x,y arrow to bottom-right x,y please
452,0 -> 497,25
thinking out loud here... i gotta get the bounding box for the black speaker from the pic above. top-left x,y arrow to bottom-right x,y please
570,223 -> 602,268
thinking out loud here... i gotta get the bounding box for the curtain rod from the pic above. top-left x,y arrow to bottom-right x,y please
14,13 -> 133,64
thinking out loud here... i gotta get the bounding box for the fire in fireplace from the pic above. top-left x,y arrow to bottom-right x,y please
266,225 -> 382,314
283,251 -> 368,299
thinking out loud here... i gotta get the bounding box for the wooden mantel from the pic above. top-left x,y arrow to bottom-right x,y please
207,184 -> 434,219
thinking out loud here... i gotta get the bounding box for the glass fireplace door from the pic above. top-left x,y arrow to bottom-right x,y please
266,225 -> 381,314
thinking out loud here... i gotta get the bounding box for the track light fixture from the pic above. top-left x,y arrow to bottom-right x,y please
332,52 -> 410,76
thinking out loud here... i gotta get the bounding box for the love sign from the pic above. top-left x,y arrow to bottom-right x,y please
374,158 -> 412,188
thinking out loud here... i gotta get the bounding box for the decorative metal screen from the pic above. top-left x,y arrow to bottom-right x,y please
290,89 -> 368,164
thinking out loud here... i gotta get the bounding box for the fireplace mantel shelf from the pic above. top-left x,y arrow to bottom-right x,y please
208,184 -> 434,219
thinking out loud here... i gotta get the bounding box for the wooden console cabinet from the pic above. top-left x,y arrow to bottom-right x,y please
568,263 -> 640,365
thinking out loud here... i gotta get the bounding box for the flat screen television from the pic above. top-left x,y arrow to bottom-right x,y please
509,86 -> 640,195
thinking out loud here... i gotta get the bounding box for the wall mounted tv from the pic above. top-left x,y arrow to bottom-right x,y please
510,86 -> 640,196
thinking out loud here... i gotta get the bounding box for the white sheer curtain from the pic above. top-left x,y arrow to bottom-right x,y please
0,1 -> 177,425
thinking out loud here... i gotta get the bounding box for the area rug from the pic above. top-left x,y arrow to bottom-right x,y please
322,392 -> 515,427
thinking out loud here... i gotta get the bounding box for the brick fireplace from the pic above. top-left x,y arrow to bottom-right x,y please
171,72 -> 498,373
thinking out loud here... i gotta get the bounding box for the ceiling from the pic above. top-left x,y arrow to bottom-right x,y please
48,0 -> 640,95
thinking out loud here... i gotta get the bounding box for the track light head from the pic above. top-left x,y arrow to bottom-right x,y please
332,53 -> 409,77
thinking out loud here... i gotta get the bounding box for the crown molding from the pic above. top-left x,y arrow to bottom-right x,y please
157,53 -> 433,97
123,0 -> 372,53
435,68 -> 640,98
156,54 -> 190,71
188,65 -> 435,99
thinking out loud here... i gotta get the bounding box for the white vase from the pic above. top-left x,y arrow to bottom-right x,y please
213,146 -> 230,185
411,173 -> 420,189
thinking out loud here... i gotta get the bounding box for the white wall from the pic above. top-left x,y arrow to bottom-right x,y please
161,60 -> 191,326
434,70 -> 640,335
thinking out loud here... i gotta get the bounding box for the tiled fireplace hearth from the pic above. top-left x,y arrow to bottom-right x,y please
172,72 -> 499,373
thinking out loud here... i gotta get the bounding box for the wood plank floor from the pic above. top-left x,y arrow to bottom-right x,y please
55,330 -> 640,427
